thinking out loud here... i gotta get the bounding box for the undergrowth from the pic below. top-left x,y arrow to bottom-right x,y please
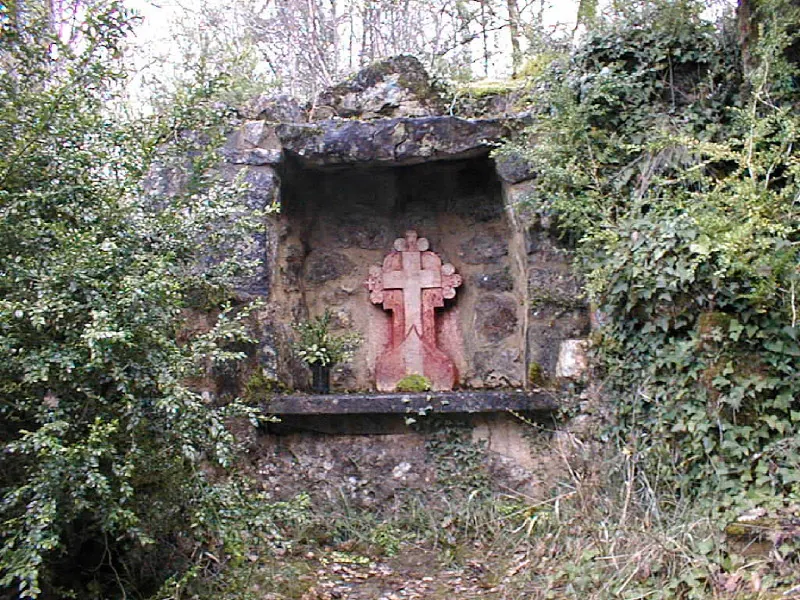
162,410 -> 799,599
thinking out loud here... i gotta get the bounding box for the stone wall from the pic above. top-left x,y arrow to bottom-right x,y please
206,56 -> 591,393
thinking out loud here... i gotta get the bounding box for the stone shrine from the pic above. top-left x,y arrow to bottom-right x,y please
147,56 -> 594,527
366,230 -> 462,391
147,55 -> 591,394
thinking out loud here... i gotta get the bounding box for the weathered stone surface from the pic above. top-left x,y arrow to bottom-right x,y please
529,264 -> 582,305
142,159 -> 189,199
366,231 -> 462,392
555,339 -> 589,379
459,233 -> 508,264
264,390 -> 556,414
242,166 -> 279,210
305,251 -> 355,284
224,121 -> 284,166
494,151 -> 536,184
202,165 -> 279,295
527,306 -> 590,378
254,432 -> 433,507
241,94 -> 306,122
275,117 -> 509,166
472,348 -> 523,388
332,218 -> 392,250
314,55 -> 440,120
450,193 -> 505,223
281,243 -> 305,289
502,178 -> 536,210
475,294 -> 518,342
242,120 -> 270,146
473,270 -> 514,292
224,147 -> 283,166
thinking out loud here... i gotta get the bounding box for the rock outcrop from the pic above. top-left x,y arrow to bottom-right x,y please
311,55 -> 441,120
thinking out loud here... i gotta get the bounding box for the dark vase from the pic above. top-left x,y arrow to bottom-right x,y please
311,363 -> 330,394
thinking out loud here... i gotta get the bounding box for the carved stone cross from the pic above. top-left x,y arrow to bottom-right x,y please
366,231 -> 462,391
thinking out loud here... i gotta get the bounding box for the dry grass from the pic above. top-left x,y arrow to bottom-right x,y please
180,415 -> 799,600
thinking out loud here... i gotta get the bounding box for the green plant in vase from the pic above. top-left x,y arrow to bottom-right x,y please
292,310 -> 361,393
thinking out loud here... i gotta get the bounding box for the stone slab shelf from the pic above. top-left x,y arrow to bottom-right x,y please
264,390 -> 556,416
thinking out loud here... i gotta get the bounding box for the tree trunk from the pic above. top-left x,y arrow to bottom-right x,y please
737,0 -> 756,76
506,0 -> 521,76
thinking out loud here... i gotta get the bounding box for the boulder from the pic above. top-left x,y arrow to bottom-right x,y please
313,55 -> 441,119
241,94 -> 306,122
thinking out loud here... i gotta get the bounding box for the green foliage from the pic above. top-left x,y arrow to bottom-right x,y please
395,374 -> 432,393
292,310 -> 361,367
510,0 -> 800,508
158,490 -> 313,599
0,1 -> 272,597
425,422 -> 490,493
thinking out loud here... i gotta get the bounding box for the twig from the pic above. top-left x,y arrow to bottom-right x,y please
783,582 -> 800,596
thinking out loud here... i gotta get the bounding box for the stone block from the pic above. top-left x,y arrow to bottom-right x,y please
242,166 -> 279,210
473,270 -> 514,292
555,339 -> 589,379
313,55 -> 440,120
275,117 -> 509,167
305,251 -> 355,284
494,151 -> 536,184
472,348 -> 523,388
502,179 -> 536,209
241,94 -> 305,122
459,233 -> 508,264
475,294 -> 518,342
332,218 -> 392,250
527,307 -> 590,377
528,264 -> 582,305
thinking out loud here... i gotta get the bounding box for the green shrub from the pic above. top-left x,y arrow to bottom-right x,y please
0,2 -> 272,597
292,309 -> 361,367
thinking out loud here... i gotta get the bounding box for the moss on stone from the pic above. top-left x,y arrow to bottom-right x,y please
396,374 -> 432,393
454,79 -> 523,99
244,370 -> 290,403
528,362 -> 546,387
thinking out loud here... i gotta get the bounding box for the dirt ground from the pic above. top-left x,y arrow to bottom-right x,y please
258,546 -> 535,600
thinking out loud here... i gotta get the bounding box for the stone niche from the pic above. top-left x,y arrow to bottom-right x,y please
218,56 -> 591,394
275,154 -> 527,390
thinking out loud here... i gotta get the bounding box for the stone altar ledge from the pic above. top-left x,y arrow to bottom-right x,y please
264,390 -> 556,415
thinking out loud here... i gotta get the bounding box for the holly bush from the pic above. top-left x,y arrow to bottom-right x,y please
0,1 -> 269,597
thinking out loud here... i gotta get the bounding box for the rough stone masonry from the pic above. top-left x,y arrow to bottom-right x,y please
160,55 -> 591,394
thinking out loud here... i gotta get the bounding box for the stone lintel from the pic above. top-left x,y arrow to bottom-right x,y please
275,116 -> 512,167
263,390 -> 556,415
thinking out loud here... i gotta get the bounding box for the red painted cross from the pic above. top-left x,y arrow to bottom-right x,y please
382,231 -> 441,337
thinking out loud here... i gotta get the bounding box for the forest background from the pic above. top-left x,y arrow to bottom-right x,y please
1,0 -> 799,599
